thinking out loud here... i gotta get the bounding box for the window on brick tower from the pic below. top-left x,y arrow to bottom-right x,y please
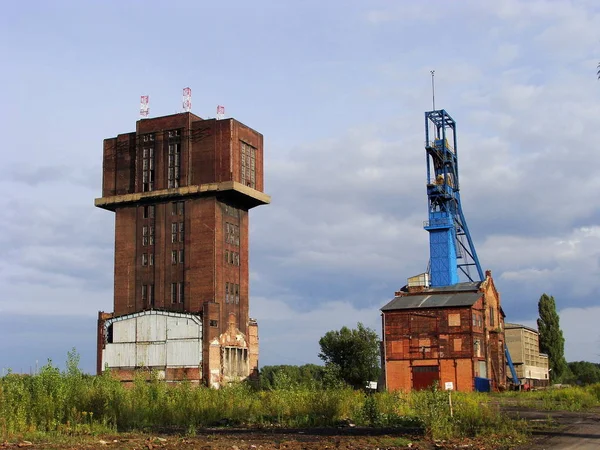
171,201 -> 184,216
142,147 -> 154,192
171,283 -> 177,304
168,143 -> 181,188
178,222 -> 184,242
225,282 -> 230,303
171,250 -> 177,265
142,253 -> 148,266
241,142 -> 256,189
142,284 -> 154,308
143,205 -> 154,219
171,223 -> 177,243
178,282 -> 184,303
179,249 -> 184,264
142,226 -> 148,246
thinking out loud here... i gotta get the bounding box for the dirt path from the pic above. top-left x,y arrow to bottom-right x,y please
508,408 -> 600,449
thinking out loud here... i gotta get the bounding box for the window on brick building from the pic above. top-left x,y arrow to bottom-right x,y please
143,205 -> 154,219
142,253 -> 148,266
453,338 -> 462,352
171,223 -> 177,243
179,249 -> 184,264
225,250 -> 229,264
489,306 -> 495,327
149,253 -> 154,266
178,222 -> 184,242
171,250 -> 177,265
142,226 -> 148,246
448,313 -> 461,327
178,282 -> 184,303
142,284 -> 154,308
149,226 -> 154,245
171,283 -> 177,304
210,320 -> 218,327
171,201 -> 184,216
241,142 -> 256,189
142,147 -> 154,192
168,143 -> 181,188
235,284 -> 240,304
225,282 -> 230,303
225,223 -> 239,246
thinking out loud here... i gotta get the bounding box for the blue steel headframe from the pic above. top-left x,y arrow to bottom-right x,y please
423,109 -> 484,286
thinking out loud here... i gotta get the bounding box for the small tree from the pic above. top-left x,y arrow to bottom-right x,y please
318,322 -> 380,389
537,294 -> 568,381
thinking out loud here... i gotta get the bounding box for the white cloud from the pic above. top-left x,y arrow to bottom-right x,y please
560,307 -> 600,363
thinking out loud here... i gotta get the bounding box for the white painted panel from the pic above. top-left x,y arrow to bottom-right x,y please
166,316 -> 201,340
136,315 -> 167,342
166,339 -> 202,366
105,343 -> 136,368
136,342 -> 166,367
113,319 -> 136,343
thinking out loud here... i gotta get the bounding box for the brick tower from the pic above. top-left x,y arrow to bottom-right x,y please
95,112 -> 270,387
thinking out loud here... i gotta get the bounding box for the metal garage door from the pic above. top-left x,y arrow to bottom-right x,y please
412,365 -> 439,390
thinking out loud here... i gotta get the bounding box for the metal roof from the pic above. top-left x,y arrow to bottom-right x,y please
381,291 -> 482,311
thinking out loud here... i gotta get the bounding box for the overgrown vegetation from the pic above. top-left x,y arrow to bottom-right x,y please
3,351 -> 598,448
0,353 -> 531,448
500,384 -> 600,411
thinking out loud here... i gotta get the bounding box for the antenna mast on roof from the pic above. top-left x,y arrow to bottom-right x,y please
430,70 -> 436,111
183,87 -> 192,112
140,95 -> 149,118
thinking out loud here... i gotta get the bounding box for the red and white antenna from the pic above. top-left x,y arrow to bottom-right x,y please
183,87 -> 192,112
216,105 -> 225,120
140,95 -> 149,118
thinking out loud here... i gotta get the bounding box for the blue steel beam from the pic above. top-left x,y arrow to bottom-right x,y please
424,109 -> 483,286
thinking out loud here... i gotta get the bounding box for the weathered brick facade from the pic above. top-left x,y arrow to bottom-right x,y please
381,271 -> 507,392
95,112 -> 270,386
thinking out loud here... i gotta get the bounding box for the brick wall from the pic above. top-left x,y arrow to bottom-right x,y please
100,112 -> 266,386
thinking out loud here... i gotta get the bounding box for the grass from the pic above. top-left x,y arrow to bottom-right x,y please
496,384 -> 600,411
2,358 -> 562,448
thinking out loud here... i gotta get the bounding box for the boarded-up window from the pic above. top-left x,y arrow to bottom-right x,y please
448,313 -> 461,327
391,340 -> 404,356
453,338 -> 462,351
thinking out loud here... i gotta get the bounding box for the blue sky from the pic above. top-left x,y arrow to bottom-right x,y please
1,0 -> 600,373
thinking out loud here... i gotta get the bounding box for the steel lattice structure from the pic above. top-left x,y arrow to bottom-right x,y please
423,109 -> 484,287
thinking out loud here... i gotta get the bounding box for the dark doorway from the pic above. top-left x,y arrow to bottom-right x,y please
412,365 -> 439,390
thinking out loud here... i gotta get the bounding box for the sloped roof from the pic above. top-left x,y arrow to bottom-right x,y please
381,282 -> 482,311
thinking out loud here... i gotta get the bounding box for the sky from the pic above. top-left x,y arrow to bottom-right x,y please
1,0 -> 600,373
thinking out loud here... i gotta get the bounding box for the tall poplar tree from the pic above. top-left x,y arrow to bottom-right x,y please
537,293 -> 568,380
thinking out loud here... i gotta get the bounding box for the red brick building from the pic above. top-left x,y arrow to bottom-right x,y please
381,271 -> 507,392
95,112 -> 270,387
